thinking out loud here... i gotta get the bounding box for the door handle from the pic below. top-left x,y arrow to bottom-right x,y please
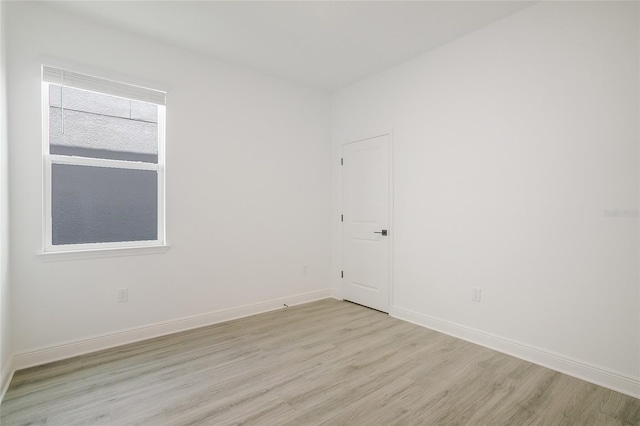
374,230 -> 388,236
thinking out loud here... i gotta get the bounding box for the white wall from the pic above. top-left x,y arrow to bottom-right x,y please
4,0 -> 638,399
7,2 -> 331,360
0,0 -> 12,398
333,1 -> 639,393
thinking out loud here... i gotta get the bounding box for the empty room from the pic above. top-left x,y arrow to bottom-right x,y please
0,0 -> 638,424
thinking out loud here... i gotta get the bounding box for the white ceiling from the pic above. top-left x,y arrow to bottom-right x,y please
48,1 -> 536,91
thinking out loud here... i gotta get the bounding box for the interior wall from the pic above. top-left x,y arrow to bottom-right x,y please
0,0 -> 12,395
7,2 -> 331,356
332,1 -> 639,384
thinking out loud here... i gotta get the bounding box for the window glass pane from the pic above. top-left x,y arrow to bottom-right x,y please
51,164 -> 158,245
49,85 -> 158,163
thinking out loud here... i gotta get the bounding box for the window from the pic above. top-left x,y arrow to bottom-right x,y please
42,66 -> 166,253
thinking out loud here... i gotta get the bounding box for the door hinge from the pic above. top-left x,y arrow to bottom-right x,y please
341,158 -> 343,166
341,214 -> 343,222
341,271 -> 344,278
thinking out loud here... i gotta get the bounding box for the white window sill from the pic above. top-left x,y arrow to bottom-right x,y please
38,244 -> 170,262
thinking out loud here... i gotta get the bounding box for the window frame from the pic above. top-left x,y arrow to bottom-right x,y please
41,68 -> 167,254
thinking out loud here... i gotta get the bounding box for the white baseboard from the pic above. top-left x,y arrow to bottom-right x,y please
391,306 -> 640,399
0,356 -> 13,403
12,289 -> 331,372
330,288 -> 342,300
8,294 -> 637,403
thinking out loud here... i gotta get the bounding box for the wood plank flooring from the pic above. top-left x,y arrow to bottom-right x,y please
1,299 -> 638,425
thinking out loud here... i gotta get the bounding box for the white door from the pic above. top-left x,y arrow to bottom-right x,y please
342,134 -> 390,312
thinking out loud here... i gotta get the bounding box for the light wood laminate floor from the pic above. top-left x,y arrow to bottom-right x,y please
1,299 -> 638,425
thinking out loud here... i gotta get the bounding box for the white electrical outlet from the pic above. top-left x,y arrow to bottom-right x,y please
117,288 -> 129,303
472,288 -> 482,302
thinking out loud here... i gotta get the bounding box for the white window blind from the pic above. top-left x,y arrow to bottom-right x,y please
42,65 -> 166,106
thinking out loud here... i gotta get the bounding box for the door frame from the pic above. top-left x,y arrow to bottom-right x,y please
341,130 -> 394,312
